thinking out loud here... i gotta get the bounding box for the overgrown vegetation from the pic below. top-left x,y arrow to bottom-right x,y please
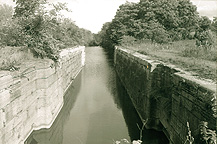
113,120 -> 147,144
113,121 -> 216,144
0,46 -> 35,71
196,121 -> 216,144
94,0 -> 216,81
96,0 -> 216,49
185,122 -> 194,144
184,121 -> 216,144
121,40 -> 216,81
0,0 -> 94,70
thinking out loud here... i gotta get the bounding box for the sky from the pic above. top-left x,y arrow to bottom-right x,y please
0,0 -> 217,33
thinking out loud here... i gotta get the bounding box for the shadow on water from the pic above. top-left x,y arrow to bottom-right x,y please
25,47 -> 168,144
103,47 -> 115,66
103,47 -> 169,144
25,72 -> 82,144
114,76 -> 169,144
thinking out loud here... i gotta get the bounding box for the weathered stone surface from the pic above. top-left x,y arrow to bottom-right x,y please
115,47 -> 216,144
0,46 -> 85,144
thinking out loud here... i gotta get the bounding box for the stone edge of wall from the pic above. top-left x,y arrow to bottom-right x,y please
115,47 -> 216,94
0,46 -> 85,144
114,46 -> 216,143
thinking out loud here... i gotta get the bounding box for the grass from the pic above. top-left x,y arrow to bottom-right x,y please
0,46 -> 37,71
1,41 -> 216,82
122,40 -> 217,82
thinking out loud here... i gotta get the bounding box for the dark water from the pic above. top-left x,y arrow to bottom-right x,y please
25,47 -> 168,144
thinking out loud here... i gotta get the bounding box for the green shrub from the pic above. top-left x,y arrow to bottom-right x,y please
196,121 -> 216,144
182,45 -> 217,61
196,30 -> 216,48
0,47 -> 34,70
11,1 -> 94,62
120,35 -> 136,47
182,32 -> 217,61
145,20 -> 171,44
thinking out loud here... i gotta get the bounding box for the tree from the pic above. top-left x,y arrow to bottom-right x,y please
13,0 -> 60,60
198,16 -> 212,31
0,4 -> 23,46
211,17 -> 217,34
0,4 -> 13,21
139,0 -> 179,30
98,0 -> 215,50
1,1 -> 94,58
195,16 -> 215,48
176,0 -> 199,39
106,2 -> 140,45
98,22 -> 114,49
154,0 -> 179,30
145,19 -> 170,43
114,2 -> 140,37
12,0 -> 90,61
138,0 -> 199,40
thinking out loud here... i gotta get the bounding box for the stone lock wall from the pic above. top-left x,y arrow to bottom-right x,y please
114,47 -> 216,144
0,46 -> 85,144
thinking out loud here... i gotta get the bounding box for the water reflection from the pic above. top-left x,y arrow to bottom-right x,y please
101,48 -> 169,144
26,47 -> 130,144
25,72 -> 82,144
25,47 -> 168,144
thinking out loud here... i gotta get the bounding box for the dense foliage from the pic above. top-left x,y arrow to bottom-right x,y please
97,0 -> 216,52
0,4 -> 22,46
0,0 -> 93,61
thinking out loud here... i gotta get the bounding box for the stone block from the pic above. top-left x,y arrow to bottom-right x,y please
0,75 -> 13,90
0,90 -> 11,109
5,104 -> 14,124
46,73 -> 58,88
3,130 -> 13,144
10,88 -> 21,101
0,129 -> 6,144
0,47 -> 84,144
115,47 -> 217,144
21,69 -> 37,82
0,109 -> 6,130
36,78 -> 48,90
197,86 -> 215,102
21,81 -> 36,99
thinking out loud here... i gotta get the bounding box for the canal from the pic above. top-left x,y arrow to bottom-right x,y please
25,47 -> 168,144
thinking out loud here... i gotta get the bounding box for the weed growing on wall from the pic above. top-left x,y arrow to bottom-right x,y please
197,121 -> 216,144
0,46 -> 34,71
113,120 -> 147,144
185,121 -> 216,144
113,138 -> 142,144
185,122 -> 194,144
13,0 -> 69,61
0,1 -> 94,67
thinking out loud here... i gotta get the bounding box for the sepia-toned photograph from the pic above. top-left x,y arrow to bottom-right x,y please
0,0 -> 216,144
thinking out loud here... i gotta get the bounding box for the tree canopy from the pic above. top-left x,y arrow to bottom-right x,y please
0,1 -> 94,61
97,0 -> 215,51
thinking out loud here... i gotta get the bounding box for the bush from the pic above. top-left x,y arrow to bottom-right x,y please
181,30 -> 217,61
145,20 -> 171,44
0,47 -> 33,70
195,121 -> 216,144
182,44 -> 217,61
195,30 -> 216,48
11,1 -> 94,62
0,4 -> 24,47
120,35 -> 136,47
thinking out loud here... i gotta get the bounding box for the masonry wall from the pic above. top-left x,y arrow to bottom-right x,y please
0,46 -> 85,144
114,47 -> 216,144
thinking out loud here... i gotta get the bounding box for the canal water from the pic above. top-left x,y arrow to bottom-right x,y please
25,47 -> 168,144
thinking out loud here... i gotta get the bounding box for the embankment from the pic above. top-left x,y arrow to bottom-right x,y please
114,47 -> 216,144
0,46 -> 85,144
